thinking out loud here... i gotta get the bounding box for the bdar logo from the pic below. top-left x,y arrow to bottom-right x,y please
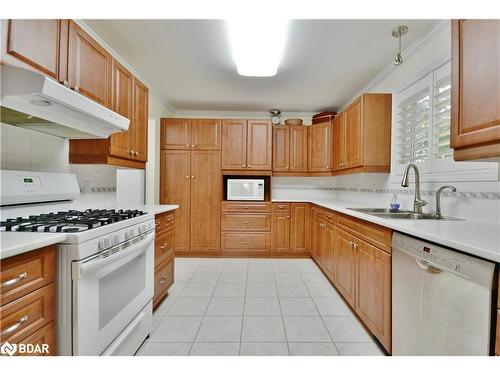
1,342 -> 17,356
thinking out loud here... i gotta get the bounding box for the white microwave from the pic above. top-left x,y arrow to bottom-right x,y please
227,179 -> 265,201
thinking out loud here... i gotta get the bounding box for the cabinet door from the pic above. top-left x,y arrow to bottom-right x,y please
160,150 -> 191,253
332,113 -> 346,171
290,126 -> 308,172
290,203 -> 309,253
67,21 -> 112,108
273,125 -> 290,171
451,20 -> 500,149
160,118 -> 191,150
191,119 -> 222,150
247,120 -> 272,170
271,212 -> 290,253
307,122 -> 331,172
310,216 -> 323,263
355,238 -> 391,351
3,19 -> 67,81
344,99 -> 363,169
109,60 -> 133,159
222,120 -> 247,169
323,222 -> 335,276
190,151 -> 221,252
334,228 -> 356,306
131,77 -> 148,161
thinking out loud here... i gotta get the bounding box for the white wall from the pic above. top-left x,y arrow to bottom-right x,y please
273,21 -> 500,223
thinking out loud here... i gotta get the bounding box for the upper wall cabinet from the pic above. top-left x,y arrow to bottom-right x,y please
1,19 -> 68,82
308,121 -> 332,173
222,120 -> 272,171
67,21 -> 112,108
160,118 -> 222,151
273,125 -> 308,174
451,19 -> 500,161
332,93 -> 392,175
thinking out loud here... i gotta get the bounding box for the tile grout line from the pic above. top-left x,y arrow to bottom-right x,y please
187,261 -> 224,355
238,262 -> 249,356
273,261 -> 290,356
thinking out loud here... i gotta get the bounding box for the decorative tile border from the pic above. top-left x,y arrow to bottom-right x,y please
271,185 -> 500,200
79,187 -> 116,193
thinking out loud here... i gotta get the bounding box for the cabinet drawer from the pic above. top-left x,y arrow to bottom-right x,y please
155,211 -> 175,235
324,210 -> 336,225
221,201 -> 271,212
18,321 -> 56,356
0,246 -> 56,306
337,214 -> 392,254
272,203 -> 291,212
222,232 -> 271,253
0,284 -> 55,344
311,205 -> 324,220
221,213 -> 271,232
155,228 -> 174,265
154,256 -> 174,309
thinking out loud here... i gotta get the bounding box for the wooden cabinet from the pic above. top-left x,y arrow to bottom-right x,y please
355,238 -> 391,351
290,203 -> 310,254
451,20 -> 500,161
271,203 -> 291,253
222,120 -> 272,170
1,19 -> 68,82
153,211 -> 175,310
131,78 -> 148,161
161,118 -> 221,151
190,151 -> 221,252
273,125 -> 308,174
323,222 -> 335,276
160,150 -> 221,255
308,122 -> 331,173
332,94 -> 392,175
310,209 -> 324,263
67,20 -> 112,108
221,201 -> 271,255
333,228 -> 357,306
0,246 -> 56,356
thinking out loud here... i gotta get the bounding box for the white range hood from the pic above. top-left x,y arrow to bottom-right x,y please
0,65 -> 129,139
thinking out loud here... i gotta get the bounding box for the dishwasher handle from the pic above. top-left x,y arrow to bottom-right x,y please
415,258 -> 442,274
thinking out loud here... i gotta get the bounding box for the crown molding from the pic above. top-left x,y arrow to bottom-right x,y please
338,19 -> 450,112
75,19 -> 177,115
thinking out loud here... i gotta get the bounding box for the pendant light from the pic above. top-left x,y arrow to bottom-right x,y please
392,25 -> 408,65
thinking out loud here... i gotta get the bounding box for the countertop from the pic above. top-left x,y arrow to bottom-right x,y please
273,198 -> 500,263
0,193 -> 179,259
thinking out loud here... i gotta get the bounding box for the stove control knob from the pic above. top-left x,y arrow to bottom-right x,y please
125,229 -> 136,240
99,238 -> 111,250
139,224 -> 148,234
113,235 -> 120,245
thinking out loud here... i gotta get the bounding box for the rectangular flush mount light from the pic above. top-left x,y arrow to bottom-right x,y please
226,19 -> 288,77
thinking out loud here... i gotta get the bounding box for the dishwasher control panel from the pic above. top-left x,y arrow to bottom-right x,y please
392,232 -> 470,277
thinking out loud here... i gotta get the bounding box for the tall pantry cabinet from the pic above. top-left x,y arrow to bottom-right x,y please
160,119 -> 222,254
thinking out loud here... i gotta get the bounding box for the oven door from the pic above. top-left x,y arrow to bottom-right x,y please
71,230 -> 154,355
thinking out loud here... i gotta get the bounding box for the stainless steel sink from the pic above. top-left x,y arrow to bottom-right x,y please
347,208 -> 463,221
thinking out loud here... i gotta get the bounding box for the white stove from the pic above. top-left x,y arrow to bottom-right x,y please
1,170 -> 155,356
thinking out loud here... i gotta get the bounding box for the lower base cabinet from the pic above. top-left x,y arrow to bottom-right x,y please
333,227 -> 357,307
153,211 -> 175,310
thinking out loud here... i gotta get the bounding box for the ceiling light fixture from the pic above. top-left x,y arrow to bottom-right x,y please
226,19 -> 289,77
392,25 -> 408,66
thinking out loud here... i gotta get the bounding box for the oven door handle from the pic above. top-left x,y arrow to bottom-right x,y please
73,231 -> 154,279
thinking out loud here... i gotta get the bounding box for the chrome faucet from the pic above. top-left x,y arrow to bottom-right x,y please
435,185 -> 457,219
401,164 -> 427,213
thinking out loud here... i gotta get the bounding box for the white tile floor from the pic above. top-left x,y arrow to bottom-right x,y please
137,258 -> 386,356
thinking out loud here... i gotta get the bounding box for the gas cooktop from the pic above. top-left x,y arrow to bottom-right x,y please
0,209 -> 146,233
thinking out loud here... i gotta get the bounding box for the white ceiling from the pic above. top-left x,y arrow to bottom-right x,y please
83,19 -> 439,112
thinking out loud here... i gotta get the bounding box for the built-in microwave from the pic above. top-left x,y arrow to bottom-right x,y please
227,179 -> 265,201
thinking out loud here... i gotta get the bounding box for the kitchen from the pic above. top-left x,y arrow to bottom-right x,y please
1,1 -> 500,372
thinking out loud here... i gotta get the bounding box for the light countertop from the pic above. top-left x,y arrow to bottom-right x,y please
0,193 -> 178,259
273,198 -> 500,263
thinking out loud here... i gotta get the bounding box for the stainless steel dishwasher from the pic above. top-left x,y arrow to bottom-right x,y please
392,232 -> 496,355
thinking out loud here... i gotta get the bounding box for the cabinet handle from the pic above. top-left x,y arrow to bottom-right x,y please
248,164 -> 252,167
160,245 -> 168,249
62,80 -> 70,88
186,144 -> 190,148
243,206 -> 249,209
240,241 -> 249,245
191,176 -> 195,179
159,276 -> 169,284
286,216 -> 290,219
167,217 -> 173,221
129,150 -> 134,156
134,151 -> 138,157
244,221 -> 249,224
1,272 -> 28,288
74,86 -> 80,93
191,144 -> 195,148
242,164 -> 246,167
1,315 -> 28,336
185,175 -> 190,179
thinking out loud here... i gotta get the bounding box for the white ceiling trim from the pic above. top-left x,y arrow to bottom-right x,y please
338,19 -> 449,112
76,19 -> 177,115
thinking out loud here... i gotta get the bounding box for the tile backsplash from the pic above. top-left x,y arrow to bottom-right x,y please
0,123 -> 117,190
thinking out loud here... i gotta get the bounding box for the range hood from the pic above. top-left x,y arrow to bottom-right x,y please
0,65 -> 129,139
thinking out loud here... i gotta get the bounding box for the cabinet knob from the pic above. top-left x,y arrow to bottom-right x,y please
244,221 -> 249,224
62,80 -> 70,88
248,164 -> 252,167
242,164 -> 246,167
129,150 -> 134,156
185,175 -> 189,179
191,144 -> 195,148
74,86 -> 80,93
186,144 -> 190,148
290,167 -> 294,170
191,176 -> 195,179
287,216 -> 290,219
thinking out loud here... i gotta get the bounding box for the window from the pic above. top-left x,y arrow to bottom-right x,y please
392,61 -> 497,182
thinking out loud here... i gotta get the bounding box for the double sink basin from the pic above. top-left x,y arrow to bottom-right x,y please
347,208 -> 463,221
